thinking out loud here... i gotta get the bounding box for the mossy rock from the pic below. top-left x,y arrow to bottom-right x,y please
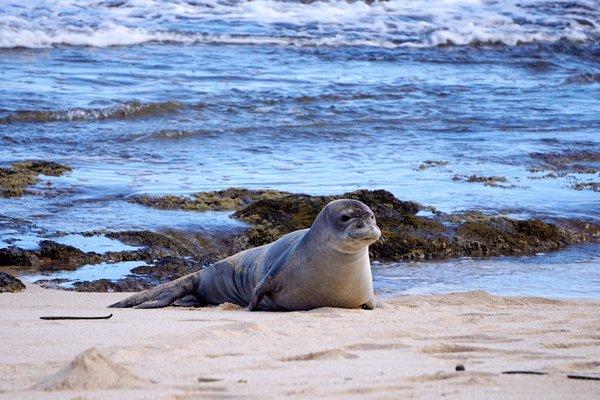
131,188 -> 289,212
12,161 -> 72,176
0,160 -> 71,197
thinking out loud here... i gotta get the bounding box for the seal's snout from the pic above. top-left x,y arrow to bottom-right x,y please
347,217 -> 381,242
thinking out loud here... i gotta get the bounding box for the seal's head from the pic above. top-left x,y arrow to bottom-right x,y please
316,199 -> 381,253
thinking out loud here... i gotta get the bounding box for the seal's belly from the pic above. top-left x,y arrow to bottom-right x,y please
272,266 -> 374,311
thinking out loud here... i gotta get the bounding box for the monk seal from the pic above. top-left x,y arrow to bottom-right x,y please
109,199 -> 380,311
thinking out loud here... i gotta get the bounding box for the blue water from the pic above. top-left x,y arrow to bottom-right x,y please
1,0 -> 599,297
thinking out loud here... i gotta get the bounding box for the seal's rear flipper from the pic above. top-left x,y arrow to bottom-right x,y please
109,272 -> 200,309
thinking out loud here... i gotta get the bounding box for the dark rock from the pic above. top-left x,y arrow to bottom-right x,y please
0,247 -> 41,268
38,240 -> 102,271
130,257 -> 206,283
0,272 -> 26,292
106,230 -> 203,259
71,278 -> 153,292
107,229 -> 247,262
453,174 -> 514,188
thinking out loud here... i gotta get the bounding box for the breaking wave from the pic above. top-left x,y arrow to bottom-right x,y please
0,0 -> 598,49
0,101 -> 182,124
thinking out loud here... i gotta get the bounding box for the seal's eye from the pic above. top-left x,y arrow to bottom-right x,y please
340,215 -> 351,222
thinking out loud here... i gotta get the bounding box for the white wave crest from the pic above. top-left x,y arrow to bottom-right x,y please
0,0 -> 598,49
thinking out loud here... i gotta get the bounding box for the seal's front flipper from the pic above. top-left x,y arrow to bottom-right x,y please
248,270 -> 283,311
361,296 -> 376,310
109,272 -> 200,309
248,281 -> 270,311
172,294 -> 202,307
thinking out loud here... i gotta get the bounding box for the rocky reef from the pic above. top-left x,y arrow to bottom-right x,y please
132,188 -> 600,262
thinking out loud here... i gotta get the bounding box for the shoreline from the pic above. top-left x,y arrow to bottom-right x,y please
2,285 -> 599,399
2,187 -> 599,294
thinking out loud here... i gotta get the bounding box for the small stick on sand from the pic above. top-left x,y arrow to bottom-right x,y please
502,370 -> 548,375
40,314 -> 113,320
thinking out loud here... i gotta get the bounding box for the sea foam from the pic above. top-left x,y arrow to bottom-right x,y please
0,0 -> 598,49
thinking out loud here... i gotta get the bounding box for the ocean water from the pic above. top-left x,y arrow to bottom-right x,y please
1,0 -> 599,297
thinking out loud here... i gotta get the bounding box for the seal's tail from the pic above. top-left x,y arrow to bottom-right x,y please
108,272 -> 200,309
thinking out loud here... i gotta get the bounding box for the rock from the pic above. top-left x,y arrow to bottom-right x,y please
38,240 -> 102,271
0,272 -> 25,292
12,161 -> 72,176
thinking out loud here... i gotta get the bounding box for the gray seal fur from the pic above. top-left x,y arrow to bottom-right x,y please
109,199 -> 381,311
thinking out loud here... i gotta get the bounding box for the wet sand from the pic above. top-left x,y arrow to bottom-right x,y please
1,285 -> 599,399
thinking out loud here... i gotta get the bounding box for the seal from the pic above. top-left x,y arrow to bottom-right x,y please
109,199 -> 381,311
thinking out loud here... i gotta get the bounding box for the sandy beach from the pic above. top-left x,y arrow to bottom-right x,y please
1,285 -> 598,399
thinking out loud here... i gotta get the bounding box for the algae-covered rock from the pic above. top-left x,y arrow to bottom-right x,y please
130,188 -> 288,212
0,272 -> 26,292
0,160 -> 71,197
235,189 -> 424,249
12,161 -> 72,176
234,189 -> 444,260
530,150 -> 600,173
